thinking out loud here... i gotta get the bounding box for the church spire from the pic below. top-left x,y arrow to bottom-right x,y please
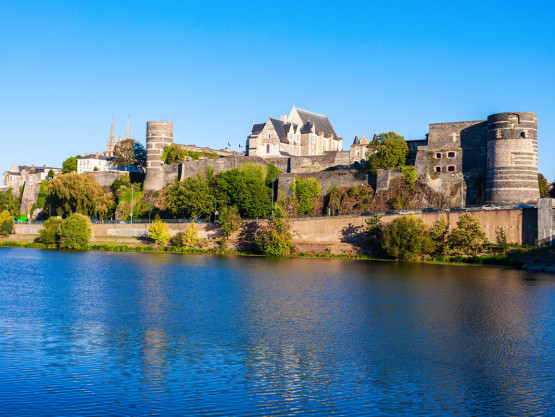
106,119 -> 116,154
125,117 -> 131,140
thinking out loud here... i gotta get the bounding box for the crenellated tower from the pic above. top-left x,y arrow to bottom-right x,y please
485,112 -> 539,205
144,121 -> 173,191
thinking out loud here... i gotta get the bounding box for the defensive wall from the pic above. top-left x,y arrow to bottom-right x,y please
14,207 -> 540,248
279,170 -> 370,197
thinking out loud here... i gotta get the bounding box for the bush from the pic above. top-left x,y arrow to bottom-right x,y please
255,205 -> 296,256
171,223 -> 199,248
38,217 -> 63,244
447,213 -> 488,255
430,215 -> 449,255
364,213 -> 383,248
401,165 -> 417,189
166,175 -> 214,219
149,220 -> 171,247
291,177 -> 321,215
383,215 -> 433,261
495,227 -> 509,253
58,213 -> 92,249
219,205 -> 242,237
0,210 -> 14,237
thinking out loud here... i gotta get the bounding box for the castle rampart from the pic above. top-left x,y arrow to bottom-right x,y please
144,121 -> 173,191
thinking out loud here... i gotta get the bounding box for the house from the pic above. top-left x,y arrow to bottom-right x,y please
246,106 -> 343,157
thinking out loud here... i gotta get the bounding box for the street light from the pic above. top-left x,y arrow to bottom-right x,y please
130,183 -> 134,223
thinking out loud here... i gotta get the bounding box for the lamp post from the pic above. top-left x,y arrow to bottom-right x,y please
130,184 -> 134,223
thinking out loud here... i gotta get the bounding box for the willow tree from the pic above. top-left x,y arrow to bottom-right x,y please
45,173 -> 113,218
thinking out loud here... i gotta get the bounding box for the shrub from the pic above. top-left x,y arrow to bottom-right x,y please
219,205 -> 242,237
382,215 -> 433,261
495,227 -> 509,253
447,213 -> 488,255
401,165 -> 417,189
291,177 -> 321,215
430,215 -> 449,255
58,213 -> 92,249
255,205 -> 296,256
171,223 -> 199,248
38,217 -> 63,244
149,220 -> 171,247
364,213 -> 383,248
0,210 -> 14,237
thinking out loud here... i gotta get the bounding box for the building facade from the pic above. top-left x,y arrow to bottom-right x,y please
246,106 -> 343,157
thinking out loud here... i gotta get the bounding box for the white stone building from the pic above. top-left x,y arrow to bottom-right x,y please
77,153 -> 116,174
246,106 -> 343,157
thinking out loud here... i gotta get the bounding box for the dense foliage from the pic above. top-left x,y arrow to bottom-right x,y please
447,213 -> 488,255
382,215 -> 433,261
113,139 -> 147,172
45,173 -> 113,218
58,213 -> 92,249
255,205 -> 295,256
367,132 -> 409,174
0,210 -> 14,237
215,164 -> 272,217
61,155 -> 82,173
149,220 -> 171,247
38,217 -> 63,244
430,215 -> 449,255
291,177 -> 321,215
167,175 -> 214,219
219,205 -> 242,237
0,189 -> 20,216
162,144 -> 187,164
170,223 -> 199,248
538,173 -> 550,198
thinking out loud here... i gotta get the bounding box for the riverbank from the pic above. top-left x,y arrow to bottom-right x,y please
2,239 -> 552,272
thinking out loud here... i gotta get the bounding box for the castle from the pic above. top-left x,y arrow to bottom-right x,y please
143,110 -> 540,207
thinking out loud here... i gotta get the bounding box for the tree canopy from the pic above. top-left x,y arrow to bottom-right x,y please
367,132 -> 409,174
538,173 -> 550,198
166,175 -> 214,219
113,139 -> 147,172
0,189 -> 20,215
162,144 -> 187,164
45,173 -> 113,218
62,155 -> 82,173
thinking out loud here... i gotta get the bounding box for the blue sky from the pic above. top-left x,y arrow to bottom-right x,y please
1,1 -> 554,178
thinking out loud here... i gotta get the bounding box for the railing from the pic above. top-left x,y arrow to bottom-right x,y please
16,205 -> 534,225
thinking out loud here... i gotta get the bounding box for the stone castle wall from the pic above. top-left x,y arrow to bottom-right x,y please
279,170 -> 370,197
144,121 -> 173,191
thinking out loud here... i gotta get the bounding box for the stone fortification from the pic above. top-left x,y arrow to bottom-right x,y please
176,144 -> 239,157
144,121 -> 173,191
486,112 -> 539,205
279,170 -> 370,197
413,112 -> 539,206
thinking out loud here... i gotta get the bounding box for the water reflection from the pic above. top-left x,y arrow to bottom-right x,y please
0,248 -> 554,416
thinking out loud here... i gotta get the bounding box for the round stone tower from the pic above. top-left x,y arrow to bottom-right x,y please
144,121 -> 173,191
485,112 -> 539,205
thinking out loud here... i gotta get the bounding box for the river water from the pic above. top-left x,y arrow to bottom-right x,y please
0,248 -> 554,416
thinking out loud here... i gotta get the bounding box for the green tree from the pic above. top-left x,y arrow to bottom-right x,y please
430,215 -> 449,255
538,173 -> 550,198
170,223 -> 199,248
364,213 -> 384,248
219,205 -> 242,237
255,205 -> 296,256
401,165 -> 417,189
0,210 -> 14,237
291,177 -> 321,215
45,173 -> 113,218
216,164 -> 272,217
447,213 -> 488,255
162,144 -> 187,164
0,189 -> 20,215
382,215 -> 433,261
47,169 -> 55,179
367,132 -> 409,174
166,175 -> 214,219
113,139 -> 147,172
149,220 -> 171,247
58,213 -> 92,249
62,155 -> 82,173
495,228 -> 509,253
36,180 -> 49,209
38,217 -> 63,244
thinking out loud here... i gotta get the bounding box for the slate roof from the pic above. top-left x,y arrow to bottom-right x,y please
250,123 -> 266,136
269,118 -> 289,144
80,154 -> 112,161
295,108 -> 338,139
353,136 -> 360,145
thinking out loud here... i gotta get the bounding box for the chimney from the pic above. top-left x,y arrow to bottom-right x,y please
280,115 -> 287,122
11,164 -> 17,172
95,152 -> 98,159
84,152 -> 87,156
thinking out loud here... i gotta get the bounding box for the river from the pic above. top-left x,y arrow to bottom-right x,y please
0,248 -> 554,416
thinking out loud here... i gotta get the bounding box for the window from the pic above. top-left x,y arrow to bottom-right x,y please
436,153 -> 442,159
447,166 -> 455,172
448,152 -> 455,158
435,166 -> 441,173
520,132 -> 526,138
266,144 -> 270,153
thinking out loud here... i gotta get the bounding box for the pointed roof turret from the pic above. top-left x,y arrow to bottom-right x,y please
110,119 -> 115,140
125,117 -> 131,140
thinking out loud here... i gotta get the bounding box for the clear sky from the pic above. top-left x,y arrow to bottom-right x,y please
1,1 -> 554,179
